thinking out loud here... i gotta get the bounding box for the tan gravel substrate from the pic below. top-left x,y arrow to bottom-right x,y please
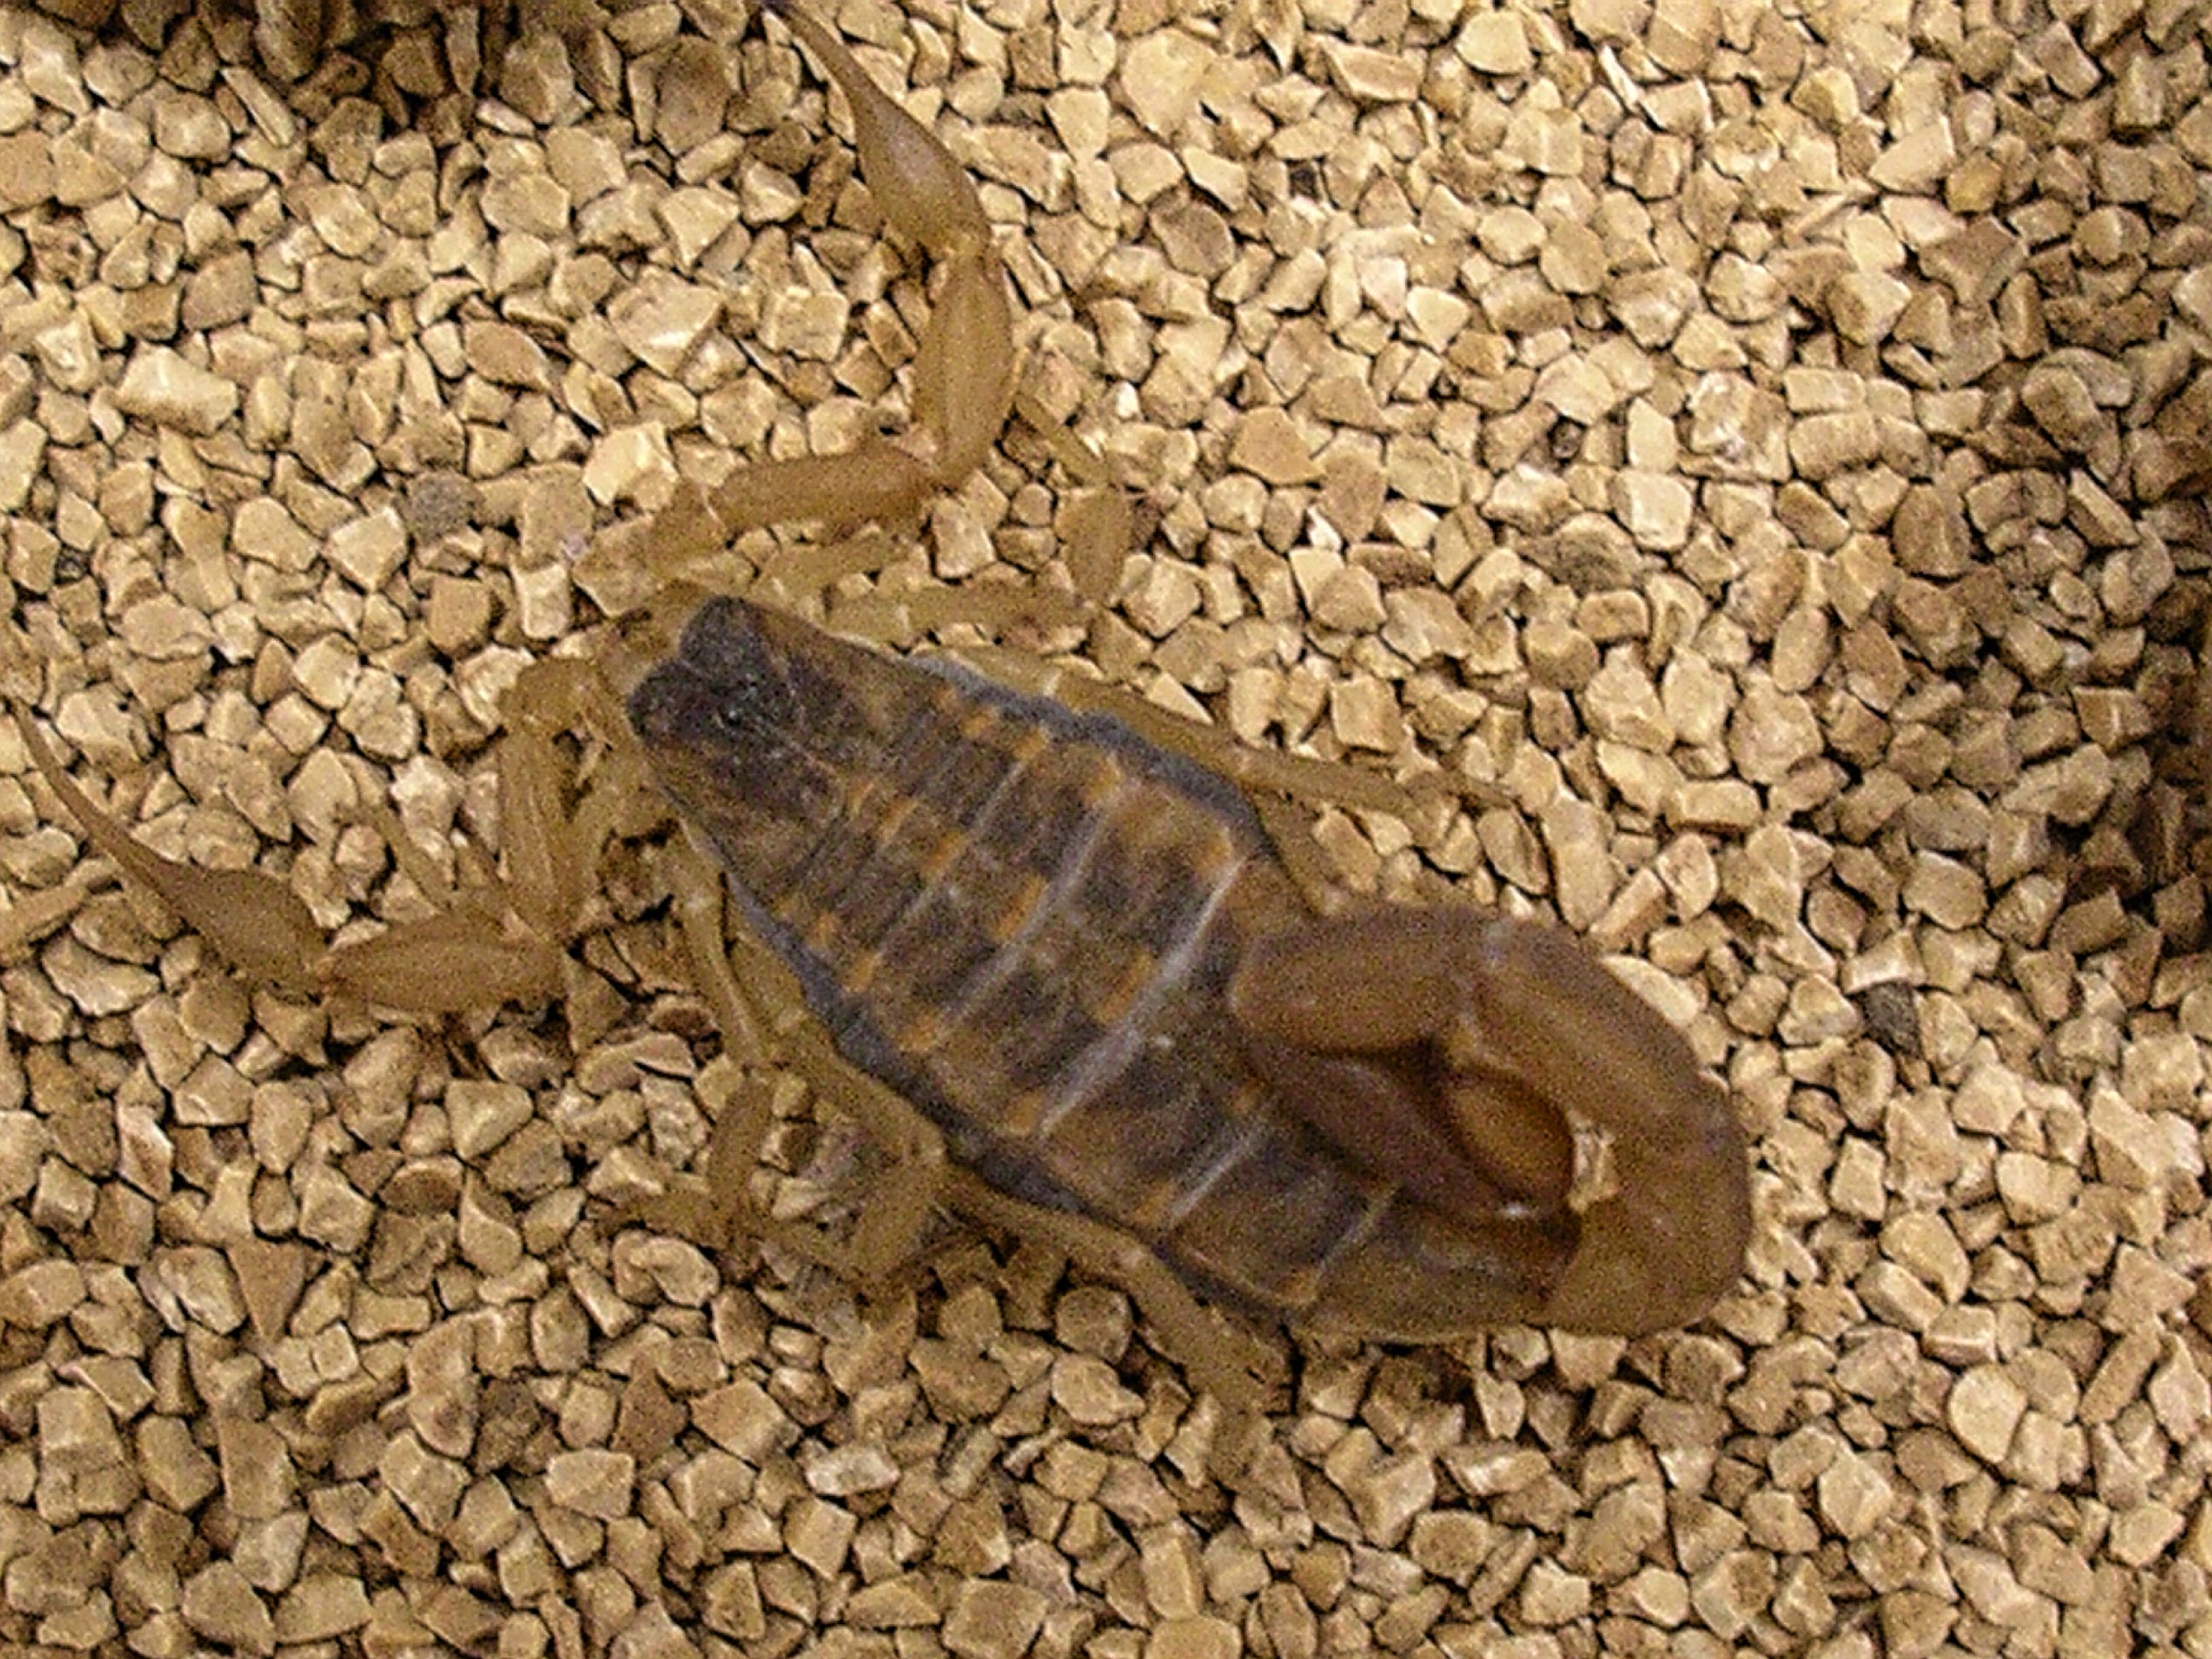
3,0 -> 2210,1655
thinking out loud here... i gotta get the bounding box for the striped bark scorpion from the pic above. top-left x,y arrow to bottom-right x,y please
8,0 -> 1751,1400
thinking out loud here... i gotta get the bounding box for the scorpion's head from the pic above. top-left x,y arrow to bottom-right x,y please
620,593 -> 918,892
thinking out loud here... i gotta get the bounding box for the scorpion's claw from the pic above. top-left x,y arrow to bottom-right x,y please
1228,907 -> 1752,1336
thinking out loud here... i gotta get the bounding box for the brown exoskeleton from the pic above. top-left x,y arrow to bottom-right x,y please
8,0 -> 1752,1401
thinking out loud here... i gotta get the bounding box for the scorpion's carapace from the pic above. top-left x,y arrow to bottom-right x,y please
624,594 -> 1752,1342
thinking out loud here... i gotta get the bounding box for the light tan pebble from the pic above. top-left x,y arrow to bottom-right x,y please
0,418 -> 46,511
462,319 -> 552,390
1689,1551 -> 1773,1642
1228,406 -> 1318,484
654,37 -> 734,154
1138,1526 -> 1205,1618
1569,0 -> 1649,42
1144,1616 -> 1237,1659
1788,410 -> 1881,478
425,575 -> 493,655
801,1441 -> 899,1498
0,130 -> 58,208
1381,589 -> 1475,662
1901,853 -> 1986,928
1813,1450 -> 1893,1541
760,283 -> 854,364
1540,221 -> 1607,294
545,125 -> 625,203
1773,976 -> 1856,1045
782,1495 -> 855,1580
218,1415 -> 296,1519
1119,31 -> 1212,137
1320,453 -> 1388,539
150,90 -> 230,160
1722,824 -> 1804,929
1541,797 -> 1616,928
1487,466 -> 1572,530
845,1577 -> 940,1628
2106,1502 -> 2186,1569
39,1384 -> 125,1475
1918,218 -> 2023,307
583,423 -> 678,511
1112,141 -> 1184,204
1515,1558 -> 1592,1626
1608,267 -> 1697,346
0,1258 -> 85,1327
1312,565 -> 1387,632
1051,1285 -> 1131,1360
1505,102 -> 1584,175
612,271 -> 725,375
1535,354 -> 1621,424
1124,559 -> 1202,637
1994,1152 -> 2077,1225
1582,652 -> 1672,750
1456,11 -> 1533,73
1868,119 -> 1958,192
482,167 -> 571,238
2009,1526 -> 2093,1606
1858,1265 -> 1946,1336
43,935 -> 157,1016
228,1237 -> 308,1344
1948,1546 -> 2041,1629
1947,1364 -> 2027,1464
1047,85 -> 1111,158
1405,284 -> 1471,350
2121,1028 -> 2203,1114
545,1448 -> 635,1519
1323,40 -> 1423,102
1645,0 -> 1719,72
612,1236 -> 718,1308
1328,678 -> 1406,754
2020,364 -> 2103,451
139,1414 -> 220,1510
326,507 -> 408,591
1827,271 -> 1911,344
2087,1091 -> 2183,1190
1048,1353 -> 1143,1426
944,1580 -> 1051,1659
1478,205 -> 1544,264
689,1377 -> 795,1463
182,1562 -> 276,1655
1727,678 -> 1821,783
114,345 -> 238,434
656,187 -> 741,268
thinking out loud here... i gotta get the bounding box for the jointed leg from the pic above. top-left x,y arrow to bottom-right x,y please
943,1170 -> 1273,1410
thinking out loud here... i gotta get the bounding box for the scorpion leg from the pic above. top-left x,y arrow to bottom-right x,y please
8,696 -> 325,995
944,1168 -> 1272,1409
1228,908 -> 1751,1336
9,649 -> 624,1015
690,0 -> 1015,540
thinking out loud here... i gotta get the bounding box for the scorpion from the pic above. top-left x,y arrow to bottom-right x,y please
9,0 -> 1752,1399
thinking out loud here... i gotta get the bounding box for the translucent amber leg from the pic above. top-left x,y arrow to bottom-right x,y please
670,0 -> 1018,551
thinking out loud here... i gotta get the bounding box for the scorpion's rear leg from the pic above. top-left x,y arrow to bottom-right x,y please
1229,909 -> 1751,1336
943,1170 -> 1273,1410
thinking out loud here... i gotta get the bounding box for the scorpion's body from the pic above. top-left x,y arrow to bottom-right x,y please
628,596 -> 1741,1342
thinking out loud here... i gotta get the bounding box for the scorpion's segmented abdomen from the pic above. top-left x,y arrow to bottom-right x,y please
628,597 -> 1537,1321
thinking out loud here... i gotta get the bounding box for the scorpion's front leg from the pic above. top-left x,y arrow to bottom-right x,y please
671,0 -> 1014,550
1228,910 -> 1752,1337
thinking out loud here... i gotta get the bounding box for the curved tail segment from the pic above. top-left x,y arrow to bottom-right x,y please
1229,908 -> 1752,1338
